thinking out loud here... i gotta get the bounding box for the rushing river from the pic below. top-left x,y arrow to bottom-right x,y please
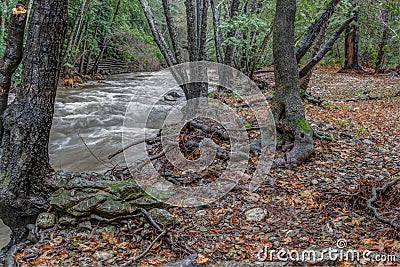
1,71 -> 183,249
49,71 -> 181,172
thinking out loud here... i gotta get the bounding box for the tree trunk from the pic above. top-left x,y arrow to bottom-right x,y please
295,0 -> 340,64
139,0 -> 176,67
91,0 -> 121,74
62,0 -> 87,66
300,20 -> 329,93
299,16 -> 355,80
343,3 -> 361,70
0,4 -> 27,143
185,0 -> 209,99
79,36 -> 87,74
223,0 -> 239,66
375,9 -> 390,74
0,0 -> 67,249
162,0 -> 183,64
210,0 -> 223,64
272,0 -> 314,167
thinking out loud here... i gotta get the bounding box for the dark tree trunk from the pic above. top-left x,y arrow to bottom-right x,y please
299,16 -> 355,80
0,4 -> 27,143
375,9 -> 390,74
62,0 -> 88,65
223,0 -> 239,66
295,0 -> 340,63
300,20 -> 329,92
162,0 -> 183,64
272,0 -> 314,167
343,3 -> 361,70
139,0 -> 176,67
184,0 -> 209,99
0,0 -> 67,249
210,0 -> 223,64
79,36 -> 87,74
91,0 -> 121,74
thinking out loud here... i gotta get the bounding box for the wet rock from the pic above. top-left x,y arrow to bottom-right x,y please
149,208 -> 180,227
195,210 -> 207,217
78,221 -> 92,230
244,208 -> 266,222
59,214 -> 78,226
49,178 -> 159,218
93,251 -> 114,261
362,139 -> 375,145
36,213 -> 56,229
95,197 -> 138,217
161,254 -> 198,267
132,195 -> 161,208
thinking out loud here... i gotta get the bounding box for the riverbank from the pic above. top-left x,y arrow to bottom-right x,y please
8,68 -> 400,266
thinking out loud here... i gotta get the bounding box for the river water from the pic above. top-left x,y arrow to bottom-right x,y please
1,71 -> 183,249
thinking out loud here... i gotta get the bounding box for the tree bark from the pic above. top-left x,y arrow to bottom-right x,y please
139,0 -> 176,67
223,0 -> 240,66
210,0 -> 223,64
185,0 -> 209,99
272,0 -> 314,167
91,0 -> 121,74
295,0 -> 340,63
162,0 -> 183,64
375,9 -> 390,74
300,20 -> 328,92
300,16 -> 355,80
343,1 -> 361,70
0,4 -> 27,143
62,0 -> 88,66
0,0 -> 67,248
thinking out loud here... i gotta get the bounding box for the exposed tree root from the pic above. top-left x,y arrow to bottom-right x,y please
301,92 -> 327,106
312,128 -> 334,141
108,136 -> 160,160
366,175 -> 400,230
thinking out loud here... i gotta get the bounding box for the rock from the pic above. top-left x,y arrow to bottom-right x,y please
311,179 -> 319,185
195,210 -> 207,217
36,213 -> 56,229
148,208 -> 180,227
161,254 -> 198,267
132,196 -> 161,208
59,214 -> 78,226
93,251 -> 114,261
78,221 -> 92,230
244,208 -> 266,222
95,197 -> 139,218
67,193 -> 108,217
49,178 -> 159,218
362,139 -> 375,145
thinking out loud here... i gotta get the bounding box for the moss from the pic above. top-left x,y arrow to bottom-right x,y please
3,173 -> 9,188
102,179 -> 138,192
297,118 -> 312,133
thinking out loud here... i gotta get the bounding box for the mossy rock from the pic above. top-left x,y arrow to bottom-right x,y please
95,196 -> 140,217
49,178 -> 160,218
50,188 -> 101,209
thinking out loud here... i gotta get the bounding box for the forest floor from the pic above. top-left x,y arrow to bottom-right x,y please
14,68 -> 400,266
